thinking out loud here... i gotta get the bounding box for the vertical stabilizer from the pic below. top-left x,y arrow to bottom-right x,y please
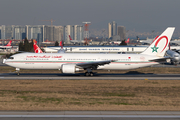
69,35 -> 72,40
6,40 -> 12,46
141,27 -> 175,57
33,41 -> 43,53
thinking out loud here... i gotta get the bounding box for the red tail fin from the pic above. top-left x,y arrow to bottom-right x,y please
69,35 -> 72,40
33,41 -> 43,53
59,41 -> 63,49
125,38 -> 130,43
5,40 -> 12,46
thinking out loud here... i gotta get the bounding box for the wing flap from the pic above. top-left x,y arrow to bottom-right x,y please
149,56 -> 171,63
76,60 -> 115,69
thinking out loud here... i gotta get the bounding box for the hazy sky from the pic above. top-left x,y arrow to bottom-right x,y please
0,0 -> 180,33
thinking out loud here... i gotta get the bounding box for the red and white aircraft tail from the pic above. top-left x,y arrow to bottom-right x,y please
125,38 -> 130,43
5,40 -> 12,46
69,35 -> 72,40
58,41 -> 65,53
0,40 -> 12,49
59,41 -> 63,48
33,41 -> 43,53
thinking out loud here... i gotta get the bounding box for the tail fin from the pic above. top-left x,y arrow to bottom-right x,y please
59,41 -> 63,49
69,35 -> 72,40
150,36 -> 159,45
125,38 -> 130,43
141,27 -> 175,57
33,41 -> 43,53
6,40 -> 12,46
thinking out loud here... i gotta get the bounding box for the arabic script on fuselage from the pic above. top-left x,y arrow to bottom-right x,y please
26,55 -> 62,58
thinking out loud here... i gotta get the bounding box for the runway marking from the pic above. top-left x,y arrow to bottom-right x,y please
0,115 -> 180,118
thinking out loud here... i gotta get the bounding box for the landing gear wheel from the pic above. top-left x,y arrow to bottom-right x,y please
17,72 -> 20,76
85,72 -> 89,76
85,72 -> 94,76
90,72 -> 94,76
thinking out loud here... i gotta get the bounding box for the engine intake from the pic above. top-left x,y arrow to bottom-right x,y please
61,64 -> 82,73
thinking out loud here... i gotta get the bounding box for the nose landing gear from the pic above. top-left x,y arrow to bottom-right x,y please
16,68 -> 20,76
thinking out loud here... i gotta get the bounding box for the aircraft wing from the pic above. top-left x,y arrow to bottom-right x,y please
76,60 -> 115,69
149,56 -> 171,63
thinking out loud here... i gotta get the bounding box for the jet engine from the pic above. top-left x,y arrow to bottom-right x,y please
166,50 -> 180,65
61,64 -> 82,73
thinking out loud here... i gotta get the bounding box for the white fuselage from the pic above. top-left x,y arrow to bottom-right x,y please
4,53 -> 160,70
0,46 -> 12,49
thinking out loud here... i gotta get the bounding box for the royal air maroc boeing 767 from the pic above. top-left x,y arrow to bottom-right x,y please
3,27 -> 175,76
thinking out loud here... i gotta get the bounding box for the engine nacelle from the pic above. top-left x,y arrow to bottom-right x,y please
61,64 -> 81,74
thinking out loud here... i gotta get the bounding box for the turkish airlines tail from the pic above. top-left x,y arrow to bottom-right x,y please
69,35 -> 72,40
141,27 -> 175,57
59,41 -> 63,49
125,38 -> 130,43
33,41 -> 43,53
5,40 -> 12,46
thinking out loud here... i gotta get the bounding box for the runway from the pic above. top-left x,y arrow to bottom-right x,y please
0,72 -> 180,80
0,111 -> 180,120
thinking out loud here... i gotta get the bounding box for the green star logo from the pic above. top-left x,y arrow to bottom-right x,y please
151,45 -> 159,52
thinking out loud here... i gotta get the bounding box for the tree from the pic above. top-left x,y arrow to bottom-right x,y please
55,41 -> 59,46
18,38 -> 34,52
119,39 -> 127,46
18,41 -> 24,51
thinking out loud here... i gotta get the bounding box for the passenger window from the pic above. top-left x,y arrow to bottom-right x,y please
9,57 -> 14,59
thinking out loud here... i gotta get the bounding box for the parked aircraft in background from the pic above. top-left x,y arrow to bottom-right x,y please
0,40 -> 12,49
57,41 -> 65,53
110,38 -> 130,45
69,35 -> 84,44
3,27 -> 175,76
33,41 -> 43,53
140,36 -> 180,46
166,49 -> 180,65
33,40 -> 65,53
125,38 -> 130,44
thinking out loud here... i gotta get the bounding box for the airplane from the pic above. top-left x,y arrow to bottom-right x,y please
3,27 -> 175,76
33,41 -> 43,53
140,36 -> 180,46
57,41 -> 65,53
166,49 -> 180,65
125,38 -> 130,44
166,43 -> 180,65
0,40 -> 12,49
33,40 -> 65,53
69,35 -> 84,44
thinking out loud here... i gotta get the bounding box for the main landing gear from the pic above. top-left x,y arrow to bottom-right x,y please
85,72 -> 94,76
16,68 -> 20,76
85,68 -> 94,76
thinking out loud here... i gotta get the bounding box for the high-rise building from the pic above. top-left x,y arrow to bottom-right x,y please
1,25 -> 13,39
64,25 -> 73,44
117,26 -> 126,40
44,25 -> 53,42
44,25 -> 63,43
108,23 -> 112,38
26,25 -> 43,43
14,25 -> 26,40
73,25 -> 83,40
108,21 -> 117,38
54,26 -> 63,42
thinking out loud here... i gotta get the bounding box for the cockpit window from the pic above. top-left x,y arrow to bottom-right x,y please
9,57 -> 14,59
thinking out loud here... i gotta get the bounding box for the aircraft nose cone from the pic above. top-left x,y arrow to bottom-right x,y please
174,56 -> 180,62
3,59 -> 6,64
